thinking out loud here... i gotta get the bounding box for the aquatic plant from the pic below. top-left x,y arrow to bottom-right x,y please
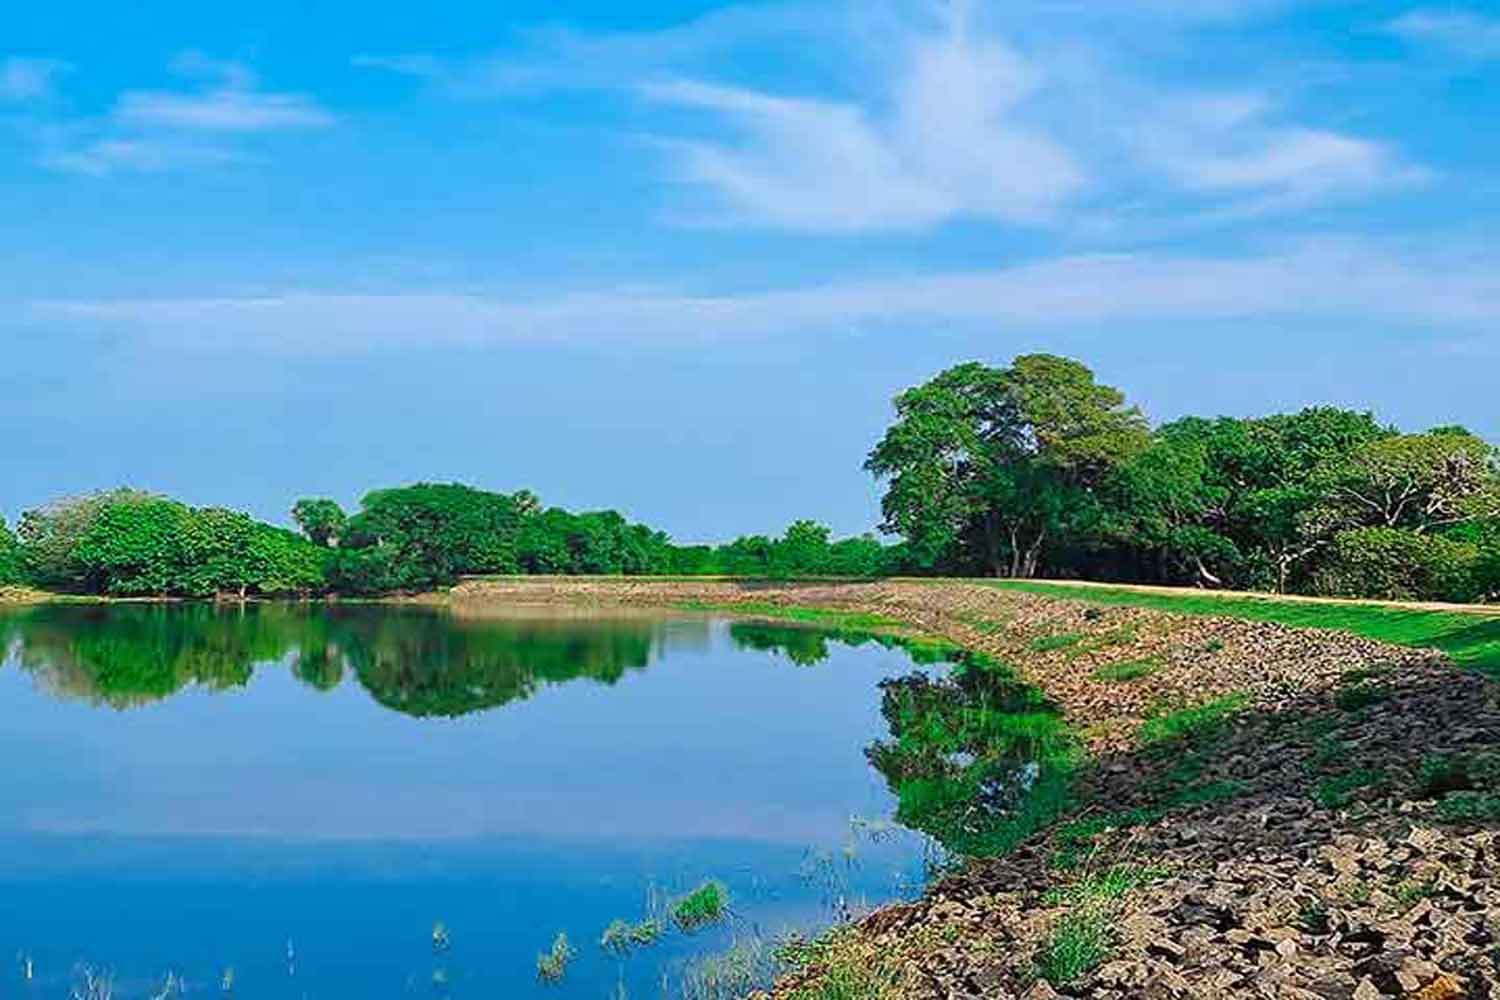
672,881 -> 729,931
599,916 -> 663,955
535,931 -> 575,984
679,937 -> 780,1000
70,965 -> 115,1000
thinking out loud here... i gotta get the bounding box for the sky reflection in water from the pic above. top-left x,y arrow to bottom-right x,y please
0,604 -> 937,997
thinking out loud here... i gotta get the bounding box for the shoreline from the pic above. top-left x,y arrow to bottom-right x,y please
7,576 -> 1499,994
450,577 -> 1499,998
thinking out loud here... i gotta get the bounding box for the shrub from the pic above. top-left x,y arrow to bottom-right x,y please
1311,527 -> 1482,603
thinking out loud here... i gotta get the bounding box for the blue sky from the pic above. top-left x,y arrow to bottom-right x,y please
3,0 -> 1497,540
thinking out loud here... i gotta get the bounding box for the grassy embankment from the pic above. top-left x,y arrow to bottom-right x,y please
990,580 -> 1500,676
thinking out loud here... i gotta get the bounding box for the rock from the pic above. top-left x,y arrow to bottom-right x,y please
1412,974 -> 1465,999
1021,981 -> 1060,1000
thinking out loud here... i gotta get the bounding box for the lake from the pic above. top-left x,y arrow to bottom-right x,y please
0,602 -> 964,998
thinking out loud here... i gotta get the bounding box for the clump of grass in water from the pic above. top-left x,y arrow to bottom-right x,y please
679,937 -> 781,1000
672,881 -> 729,932
535,932 -> 575,984
599,916 -> 663,956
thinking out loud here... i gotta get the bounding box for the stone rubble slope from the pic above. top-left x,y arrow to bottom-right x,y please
454,578 -> 1500,998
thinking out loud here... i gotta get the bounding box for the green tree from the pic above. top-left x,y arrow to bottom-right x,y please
1311,527 -> 1482,603
292,498 -> 348,548
17,488 -> 157,591
332,483 -> 525,592
769,520 -> 832,577
1311,431 -> 1500,536
866,356 -> 1149,577
0,517 -> 22,586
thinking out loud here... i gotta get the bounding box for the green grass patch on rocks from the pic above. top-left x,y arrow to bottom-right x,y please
674,601 -> 908,633
1091,656 -> 1162,683
1137,693 -> 1249,746
1034,865 -> 1169,986
989,581 -> 1500,676
1029,632 -> 1088,653
1313,768 -> 1385,809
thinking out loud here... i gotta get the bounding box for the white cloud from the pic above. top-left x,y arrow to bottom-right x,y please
0,57 -> 69,102
114,88 -> 333,132
41,138 -> 240,177
1135,93 -> 1426,213
359,2 -> 1423,233
1386,9 -> 1500,59
28,242 -> 1500,351
36,53 -> 334,176
642,22 -> 1085,232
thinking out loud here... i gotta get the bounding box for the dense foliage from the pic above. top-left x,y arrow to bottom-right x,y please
3,353 -> 1495,603
870,356 -> 1500,602
669,520 -> 902,578
307,483 -> 682,594
0,517 -> 21,586
13,491 -> 325,597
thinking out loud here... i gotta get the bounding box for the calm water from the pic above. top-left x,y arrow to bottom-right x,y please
0,603 -> 946,998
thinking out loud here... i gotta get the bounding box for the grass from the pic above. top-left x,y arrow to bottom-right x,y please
599,916 -> 663,955
1137,693 -> 1249,746
1313,768 -> 1385,809
674,601 -> 907,633
777,933 -> 904,1000
1036,910 -> 1111,986
1091,656 -> 1162,683
1435,793 -> 1500,821
672,881 -> 729,932
1334,682 -> 1390,712
535,932 -> 575,985
679,938 -> 780,1000
1029,632 -> 1087,653
1035,864 -> 1169,986
990,580 -> 1500,676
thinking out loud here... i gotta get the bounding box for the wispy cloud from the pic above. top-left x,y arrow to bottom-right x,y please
1386,8 -> 1500,59
0,57 -> 70,102
40,137 -> 241,177
38,53 -> 334,176
28,241 -> 1500,352
1134,93 -> 1427,215
114,88 -> 332,132
641,20 -> 1084,232
359,1 -> 1423,234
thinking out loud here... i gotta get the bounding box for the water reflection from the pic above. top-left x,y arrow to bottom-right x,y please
0,602 -> 1065,996
0,604 -> 694,717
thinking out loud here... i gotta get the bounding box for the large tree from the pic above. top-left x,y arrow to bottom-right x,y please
1311,431 -> 1500,536
866,355 -> 1149,577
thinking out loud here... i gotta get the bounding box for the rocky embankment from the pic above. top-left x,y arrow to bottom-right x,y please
453,578 -> 1500,998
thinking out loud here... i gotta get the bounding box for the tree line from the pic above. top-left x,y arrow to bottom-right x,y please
2,352 -> 1495,603
0,482 -> 897,598
867,354 -> 1500,602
